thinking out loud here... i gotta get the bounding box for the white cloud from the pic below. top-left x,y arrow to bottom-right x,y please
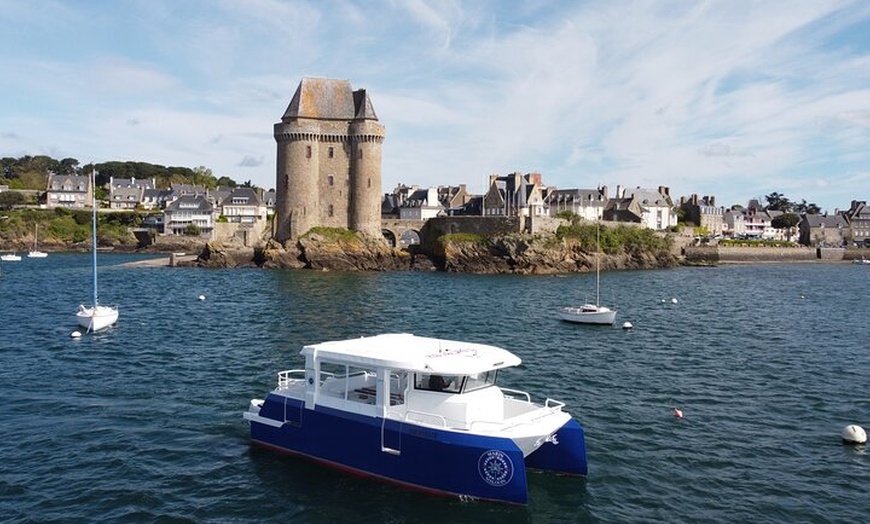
0,0 -> 868,212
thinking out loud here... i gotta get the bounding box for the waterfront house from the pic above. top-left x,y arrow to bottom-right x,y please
437,184 -> 473,216
46,173 -> 91,209
602,196 -> 642,223
798,214 -> 848,247
399,187 -> 445,220
381,193 -> 401,219
141,187 -> 172,210
165,184 -> 208,208
679,194 -> 725,235
483,172 -> 546,217
723,207 -> 747,238
261,189 -> 276,212
742,208 -> 770,239
163,195 -> 215,238
619,186 -> 678,230
108,177 -> 155,209
219,187 -> 267,224
544,186 -> 608,221
843,200 -> 870,247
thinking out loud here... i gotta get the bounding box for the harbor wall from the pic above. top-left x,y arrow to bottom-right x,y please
684,246 -> 869,262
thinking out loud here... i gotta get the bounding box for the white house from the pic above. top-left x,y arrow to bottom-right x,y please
163,195 -> 214,238
620,186 -> 678,230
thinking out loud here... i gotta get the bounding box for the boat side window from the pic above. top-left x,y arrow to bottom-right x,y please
318,362 -> 377,403
464,370 -> 497,392
388,371 -> 407,406
415,373 -> 462,393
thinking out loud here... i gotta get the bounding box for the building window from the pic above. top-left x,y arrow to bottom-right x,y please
284,174 -> 289,190
327,174 -> 334,186
306,145 -> 312,158
328,204 -> 334,217
358,149 -> 363,159
328,147 -> 334,158
367,178 -> 371,188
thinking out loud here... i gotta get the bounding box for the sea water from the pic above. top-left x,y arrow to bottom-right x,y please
0,254 -> 868,523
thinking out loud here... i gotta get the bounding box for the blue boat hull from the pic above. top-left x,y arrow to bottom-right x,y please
250,394 -> 587,504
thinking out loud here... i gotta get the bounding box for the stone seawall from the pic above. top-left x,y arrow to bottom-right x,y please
683,246 -> 867,263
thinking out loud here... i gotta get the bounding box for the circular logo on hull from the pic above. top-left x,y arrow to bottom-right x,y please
478,450 -> 514,487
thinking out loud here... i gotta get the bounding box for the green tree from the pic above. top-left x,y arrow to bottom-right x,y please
765,192 -> 792,212
793,199 -> 821,215
216,176 -> 237,188
0,191 -> 25,210
771,212 -> 800,241
183,223 -> 201,236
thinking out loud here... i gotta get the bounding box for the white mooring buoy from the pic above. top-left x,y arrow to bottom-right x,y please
622,321 -> 633,330
198,294 -> 206,301
671,297 -> 678,304
842,425 -> 867,445
70,330 -> 82,339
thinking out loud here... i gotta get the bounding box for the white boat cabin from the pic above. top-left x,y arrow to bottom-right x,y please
270,334 -> 563,435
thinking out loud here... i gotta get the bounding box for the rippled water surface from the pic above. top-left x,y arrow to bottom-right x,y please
1,255 -> 868,523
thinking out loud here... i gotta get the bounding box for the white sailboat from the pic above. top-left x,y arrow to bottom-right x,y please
27,225 -> 48,258
76,170 -> 118,332
558,222 -> 617,325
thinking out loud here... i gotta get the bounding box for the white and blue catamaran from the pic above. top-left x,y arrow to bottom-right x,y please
243,333 -> 587,504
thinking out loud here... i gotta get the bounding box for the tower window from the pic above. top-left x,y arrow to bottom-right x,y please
284,174 -> 289,190
328,147 -> 334,158
306,145 -> 312,158
327,174 -> 334,186
358,149 -> 363,159
367,178 -> 371,188
328,204 -> 334,217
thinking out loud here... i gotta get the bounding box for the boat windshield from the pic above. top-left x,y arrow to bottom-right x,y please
415,373 -> 462,393
415,370 -> 497,394
463,370 -> 497,392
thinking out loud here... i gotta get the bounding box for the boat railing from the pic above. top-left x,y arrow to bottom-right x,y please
500,387 -> 531,403
277,369 -> 307,388
545,398 -> 565,410
403,409 -> 448,428
467,399 -> 566,433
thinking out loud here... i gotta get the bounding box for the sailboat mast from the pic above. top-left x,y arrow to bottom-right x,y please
91,169 -> 98,307
595,223 -> 600,307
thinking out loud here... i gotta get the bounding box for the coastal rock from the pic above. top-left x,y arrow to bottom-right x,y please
295,231 -> 412,271
187,241 -> 257,268
259,239 -> 307,269
181,230 -> 678,273
439,235 -> 678,274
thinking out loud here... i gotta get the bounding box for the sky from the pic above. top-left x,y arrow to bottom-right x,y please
1,0 -> 869,213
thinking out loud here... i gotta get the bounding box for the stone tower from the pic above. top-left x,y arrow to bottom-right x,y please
274,78 -> 385,242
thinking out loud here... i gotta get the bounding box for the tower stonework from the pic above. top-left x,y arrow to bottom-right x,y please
274,78 -> 385,242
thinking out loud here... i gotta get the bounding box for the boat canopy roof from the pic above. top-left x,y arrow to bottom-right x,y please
299,333 -> 522,375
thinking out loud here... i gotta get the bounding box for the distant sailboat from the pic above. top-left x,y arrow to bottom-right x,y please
76,170 -> 118,332
558,222 -> 618,325
27,225 -> 48,258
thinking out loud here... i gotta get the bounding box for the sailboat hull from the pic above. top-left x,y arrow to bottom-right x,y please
76,305 -> 119,332
558,305 -> 617,325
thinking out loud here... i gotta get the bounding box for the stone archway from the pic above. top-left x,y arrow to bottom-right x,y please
382,229 -> 397,247
399,229 -> 420,247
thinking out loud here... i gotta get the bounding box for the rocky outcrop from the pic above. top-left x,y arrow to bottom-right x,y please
182,242 -> 258,268
437,235 -> 678,274
185,231 -> 678,273
295,232 -> 409,271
